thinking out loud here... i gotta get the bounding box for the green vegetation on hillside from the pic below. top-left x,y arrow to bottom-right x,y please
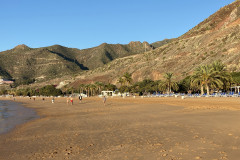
0,41 -> 156,83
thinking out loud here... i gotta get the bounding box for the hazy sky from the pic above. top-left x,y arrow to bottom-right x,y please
0,0 -> 235,51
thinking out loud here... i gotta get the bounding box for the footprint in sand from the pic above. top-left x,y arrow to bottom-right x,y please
193,135 -> 199,139
162,153 -> 168,157
218,151 -> 228,160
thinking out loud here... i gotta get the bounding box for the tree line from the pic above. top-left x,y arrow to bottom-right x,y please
116,61 -> 239,96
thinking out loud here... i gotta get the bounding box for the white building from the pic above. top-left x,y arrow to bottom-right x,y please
101,91 -> 121,97
231,86 -> 240,93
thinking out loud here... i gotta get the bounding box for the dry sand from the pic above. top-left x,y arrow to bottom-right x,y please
0,96 -> 240,160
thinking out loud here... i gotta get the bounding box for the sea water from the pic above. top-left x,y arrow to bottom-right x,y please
0,100 -> 38,134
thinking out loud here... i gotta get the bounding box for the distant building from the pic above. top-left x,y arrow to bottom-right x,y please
231,86 -> 240,93
101,91 -> 121,97
0,78 -> 14,85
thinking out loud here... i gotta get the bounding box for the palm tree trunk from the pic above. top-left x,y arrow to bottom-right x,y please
206,85 -> 210,96
201,85 -> 204,95
168,83 -> 170,94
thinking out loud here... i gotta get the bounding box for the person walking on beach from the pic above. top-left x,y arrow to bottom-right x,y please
67,97 -> 69,105
52,97 -> 54,103
103,96 -> 106,106
70,98 -> 73,105
79,95 -> 82,103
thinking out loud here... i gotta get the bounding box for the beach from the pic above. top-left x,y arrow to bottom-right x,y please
0,100 -> 38,134
0,96 -> 240,160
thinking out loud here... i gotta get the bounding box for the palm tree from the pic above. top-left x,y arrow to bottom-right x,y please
79,84 -> 85,94
104,83 -> 116,91
123,72 -> 132,86
211,61 -> 232,92
85,84 -> 90,97
89,84 -> 96,96
159,72 -> 178,94
95,81 -> 104,95
117,77 -> 124,87
191,65 -> 209,95
69,87 -> 74,95
132,82 -> 141,94
191,62 -> 229,95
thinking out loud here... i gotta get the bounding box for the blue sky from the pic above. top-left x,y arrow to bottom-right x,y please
0,0 -> 235,51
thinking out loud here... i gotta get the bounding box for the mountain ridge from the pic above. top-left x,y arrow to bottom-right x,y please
0,40 -> 168,83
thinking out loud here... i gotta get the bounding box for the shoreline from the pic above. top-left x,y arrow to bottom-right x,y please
0,100 -> 39,135
0,96 -> 240,159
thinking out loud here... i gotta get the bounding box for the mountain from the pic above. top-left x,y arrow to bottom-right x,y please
73,41 -> 154,70
0,44 -> 87,82
0,42 -> 155,82
70,0 -> 240,86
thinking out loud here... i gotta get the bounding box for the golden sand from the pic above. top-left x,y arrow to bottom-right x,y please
0,96 -> 240,159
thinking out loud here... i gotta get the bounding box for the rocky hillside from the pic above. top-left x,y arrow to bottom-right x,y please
70,0 -> 240,86
0,45 -> 82,82
74,41 -> 154,70
151,39 -> 176,48
0,41 -> 156,82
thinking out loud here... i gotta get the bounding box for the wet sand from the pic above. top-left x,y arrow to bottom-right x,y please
0,100 -> 38,134
0,96 -> 240,160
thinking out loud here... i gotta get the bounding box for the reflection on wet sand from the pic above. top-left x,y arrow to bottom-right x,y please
0,101 -> 38,134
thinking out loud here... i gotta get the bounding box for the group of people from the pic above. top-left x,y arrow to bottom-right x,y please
40,95 -> 107,106
66,95 -> 83,105
65,95 -> 107,106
